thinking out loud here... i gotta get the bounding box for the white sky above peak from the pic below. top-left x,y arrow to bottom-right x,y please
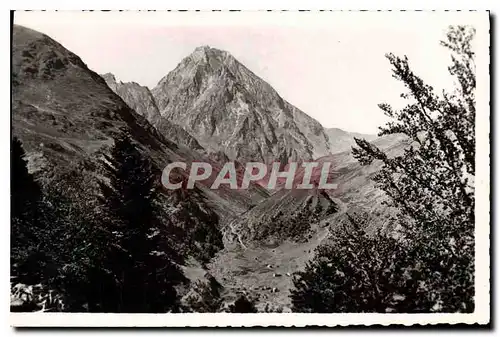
14,11 -> 483,134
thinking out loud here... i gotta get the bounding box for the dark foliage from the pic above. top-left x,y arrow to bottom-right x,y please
11,138 -> 110,311
229,295 -> 258,313
291,218 -> 458,313
11,137 -> 47,284
185,274 -> 223,312
97,133 -> 186,312
168,193 -> 223,264
291,26 -> 476,313
10,134 -> 188,313
255,197 -> 337,243
44,165 -> 120,312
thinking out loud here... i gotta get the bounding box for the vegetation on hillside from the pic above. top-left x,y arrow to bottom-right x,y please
10,134 -> 222,312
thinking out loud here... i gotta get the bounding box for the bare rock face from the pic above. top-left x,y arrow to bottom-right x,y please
152,46 -> 332,163
154,118 -> 205,152
101,73 -> 161,125
101,72 -> 205,152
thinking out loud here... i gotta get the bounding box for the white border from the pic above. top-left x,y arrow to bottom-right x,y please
4,8 -> 492,328
7,312 -> 491,327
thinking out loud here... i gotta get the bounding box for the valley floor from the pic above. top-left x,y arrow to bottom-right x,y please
195,196 -> 349,311
206,213 -> 339,311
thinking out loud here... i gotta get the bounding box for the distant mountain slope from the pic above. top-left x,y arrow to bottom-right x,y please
101,72 -> 205,152
152,46 -> 332,163
325,127 -> 377,154
226,133 -> 410,247
208,134 -> 410,310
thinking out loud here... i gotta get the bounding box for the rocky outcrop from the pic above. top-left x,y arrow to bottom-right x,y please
152,46 -> 333,163
101,72 -> 204,152
101,72 -> 161,124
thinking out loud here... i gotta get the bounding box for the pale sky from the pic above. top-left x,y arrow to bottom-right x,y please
14,11 -> 482,134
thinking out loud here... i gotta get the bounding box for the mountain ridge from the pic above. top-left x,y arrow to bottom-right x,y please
103,45 -> 378,162
151,45 -> 333,163
11,24 -> 241,268
325,127 -> 377,154
11,25 -> 409,311
101,72 -> 206,152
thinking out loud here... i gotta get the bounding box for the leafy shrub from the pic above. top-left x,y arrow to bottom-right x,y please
291,26 -> 476,313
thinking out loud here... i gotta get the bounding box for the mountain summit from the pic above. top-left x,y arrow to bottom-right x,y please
152,46 -> 332,163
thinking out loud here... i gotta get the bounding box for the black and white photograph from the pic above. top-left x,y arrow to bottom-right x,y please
8,10 -> 490,327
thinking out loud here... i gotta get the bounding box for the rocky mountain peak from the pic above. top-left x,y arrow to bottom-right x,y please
156,45 -> 235,90
152,47 -> 332,163
101,72 -> 116,83
101,72 -> 119,92
191,46 -> 230,63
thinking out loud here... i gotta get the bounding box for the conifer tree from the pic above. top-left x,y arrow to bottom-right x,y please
99,133 -> 185,312
11,137 -> 46,283
229,295 -> 258,313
